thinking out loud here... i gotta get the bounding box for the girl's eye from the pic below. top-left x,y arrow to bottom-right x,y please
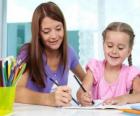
118,47 -> 124,50
56,28 -> 61,31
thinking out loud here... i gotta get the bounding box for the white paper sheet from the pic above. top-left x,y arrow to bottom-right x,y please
63,100 -> 140,110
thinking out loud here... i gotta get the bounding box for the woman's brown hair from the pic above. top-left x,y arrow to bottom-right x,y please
23,2 -> 68,88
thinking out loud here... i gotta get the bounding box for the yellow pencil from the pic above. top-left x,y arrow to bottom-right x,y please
120,109 -> 140,115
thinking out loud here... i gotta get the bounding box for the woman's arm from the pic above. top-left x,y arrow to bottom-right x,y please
15,70 -> 72,106
72,64 -> 86,81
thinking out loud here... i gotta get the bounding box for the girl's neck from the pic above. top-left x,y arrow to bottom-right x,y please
105,62 -> 122,71
104,62 -> 122,84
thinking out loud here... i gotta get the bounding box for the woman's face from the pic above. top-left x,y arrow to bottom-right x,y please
40,17 -> 64,50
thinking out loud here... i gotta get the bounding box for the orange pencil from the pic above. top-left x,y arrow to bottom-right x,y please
12,65 -> 21,83
120,109 -> 140,115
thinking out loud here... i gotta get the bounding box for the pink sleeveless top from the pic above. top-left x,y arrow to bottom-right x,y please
86,59 -> 140,100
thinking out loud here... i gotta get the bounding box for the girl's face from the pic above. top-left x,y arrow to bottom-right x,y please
40,17 -> 64,51
103,31 -> 131,67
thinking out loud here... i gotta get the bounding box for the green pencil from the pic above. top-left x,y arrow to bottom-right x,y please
12,63 -> 26,86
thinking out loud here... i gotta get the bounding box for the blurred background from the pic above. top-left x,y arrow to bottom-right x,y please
1,0 -> 140,67
1,0 -> 140,99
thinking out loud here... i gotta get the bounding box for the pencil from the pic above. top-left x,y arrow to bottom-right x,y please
49,78 -> 79,106
120,109 -> 140,115
74,75 -> 94,105
0,60 -> 3,86
12,63 -> 26,86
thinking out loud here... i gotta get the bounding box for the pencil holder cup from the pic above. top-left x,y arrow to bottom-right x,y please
0,87 -> 15,115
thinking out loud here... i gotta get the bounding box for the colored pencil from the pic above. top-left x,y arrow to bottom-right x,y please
12,63 -> 26,86
0,60 -> 3,86
0,56 -> 26,87
120,109 -> 140,115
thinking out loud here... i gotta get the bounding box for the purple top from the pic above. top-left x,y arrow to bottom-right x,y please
17,45 -> 79,93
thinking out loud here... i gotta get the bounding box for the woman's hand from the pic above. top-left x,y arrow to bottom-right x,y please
77,88 -> 93,106
49,86 -> 72,107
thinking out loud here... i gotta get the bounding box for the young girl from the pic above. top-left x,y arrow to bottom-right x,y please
77,22 -> 140,106
15,2 -> 85,107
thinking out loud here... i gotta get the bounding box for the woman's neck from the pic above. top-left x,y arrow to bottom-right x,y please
45,49 -> 60,58
45,49 -> 61,72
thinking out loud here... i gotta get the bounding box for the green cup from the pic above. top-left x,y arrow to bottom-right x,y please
0,87 -> 15,115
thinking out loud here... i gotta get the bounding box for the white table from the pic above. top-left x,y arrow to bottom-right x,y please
11,103 -> 137,116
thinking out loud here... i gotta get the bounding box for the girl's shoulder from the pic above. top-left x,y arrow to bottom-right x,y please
122,64 -> 140,72
86,59 -> 104,84
122,64 -> 140,78
87,58 -> 104,67
86,58 -> 104,73
121,64 -> 140,90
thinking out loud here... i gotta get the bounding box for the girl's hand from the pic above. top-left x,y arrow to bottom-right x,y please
50,86 -> 72,107
77,88 -> 93,106
103,96 -> 127,105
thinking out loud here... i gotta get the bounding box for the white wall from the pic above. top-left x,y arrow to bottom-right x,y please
0,0 -> 7,57
0,0 -> 2,57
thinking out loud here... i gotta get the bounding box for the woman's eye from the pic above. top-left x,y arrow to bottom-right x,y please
41,30 -> 49,34
43,31 -> 49,34
107,45 -> 112,48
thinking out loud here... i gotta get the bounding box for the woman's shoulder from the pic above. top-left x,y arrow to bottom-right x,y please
16,43 -> 30,61
67,45 -> 78,58
67,45 -> 75,54
19,43 -> 30,51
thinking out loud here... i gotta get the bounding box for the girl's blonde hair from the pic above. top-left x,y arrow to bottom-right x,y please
102,22 -> 135,66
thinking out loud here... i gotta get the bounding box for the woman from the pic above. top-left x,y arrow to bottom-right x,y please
15,1 -> 85,107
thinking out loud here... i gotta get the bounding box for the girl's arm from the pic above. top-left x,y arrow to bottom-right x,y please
80,69 -> 94,91
76,69 -> 94,106
104,93 -> 140,105
132,76 -> 140,93
15,70 -> 72,107
125,75 -> 140,104
104,76 -> 140,105
125,93 -> 140,104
